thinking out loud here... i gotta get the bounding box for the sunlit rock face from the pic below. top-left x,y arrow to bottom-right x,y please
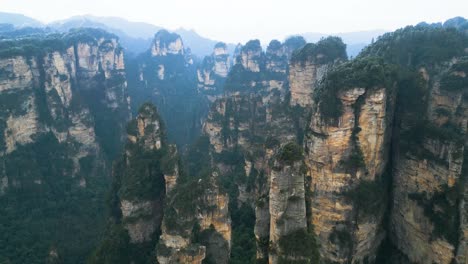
0,30 -> 129,189
198,37 -> 348,264
305,86 -> 395,263
0,29 -> 130,262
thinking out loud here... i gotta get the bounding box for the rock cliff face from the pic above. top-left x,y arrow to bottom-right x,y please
0,28 -> 129,262
120,104 -> 165,243
150,30 -> 185,57
91,102 -> 180,263
3,19 -> 467,264
304,59 -> 396,263
197,42 -> 231,101
357,25 -> 468,264
289,58 -> 331,107
179,36 -> 325,264
389,61 -> 468,264
158,25 -> 467,264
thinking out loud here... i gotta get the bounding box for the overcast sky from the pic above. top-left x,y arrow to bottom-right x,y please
1,0 -> 467,43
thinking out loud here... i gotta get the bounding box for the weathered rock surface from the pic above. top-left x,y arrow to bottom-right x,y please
197,42 -> 231,101
305,86 -> 394,263
390,62 -> 468,264
0,29 -> 130,262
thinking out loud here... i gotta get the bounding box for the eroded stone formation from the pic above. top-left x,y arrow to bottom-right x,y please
0,28 -> 130,262
157,24 -> 468,264
197,42 -> 231,101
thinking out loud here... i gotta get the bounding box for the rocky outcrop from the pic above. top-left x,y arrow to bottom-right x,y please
197,42 -> 231,101
157,171 -> 231,264
151,30 -> 185,57
213,42 -> 231,77
289,60 -> 331,107
119,104 -> 166,243
0,28 -> 128,189
198,37 -> 339,264
305,83 -> 395,263
0,29 -> 129,262
239,40 -> 263,72
289,38 -> 346,107
390,61 -> 468,264
92,102 -> 179,263
268,158 -> 308,263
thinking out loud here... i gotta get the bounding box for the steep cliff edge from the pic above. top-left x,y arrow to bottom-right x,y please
172,36 -> 349,264
304,58 -> 397,263
0,28 -> 129,263
91,103 -> 179,263
360,25 -> 468,264
197,42 -> 231,102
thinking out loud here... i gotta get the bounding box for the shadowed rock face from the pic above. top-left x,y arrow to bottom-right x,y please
390,62 -> 468,264
197,42 -> 231,102
121,103 -> 165,243
129,29 -> 205,147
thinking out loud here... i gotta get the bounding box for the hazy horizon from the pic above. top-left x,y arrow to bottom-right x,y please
1,0 -> 467,43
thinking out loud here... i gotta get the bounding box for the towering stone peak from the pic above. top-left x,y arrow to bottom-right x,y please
214,42 -> 229,56
240,39 -> 263,72
156,147 -> 231,264
212,42 -> 230,77
197,42 -> 231,99
232,43 -> 243,64
151,29 -> 185,56
126,103 -> 163,150
92,102 -> 181,263
304,58 -> 397,263
118,103 -> 166,244
129,27 -> 203,147
289,36 -> 347,107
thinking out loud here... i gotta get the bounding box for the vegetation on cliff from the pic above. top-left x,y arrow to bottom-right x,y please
90,103 -> 173,264
317,57 -> 396,122
0,28 -> 118,58
291,36 -> 347,64
360,25 -> 467,67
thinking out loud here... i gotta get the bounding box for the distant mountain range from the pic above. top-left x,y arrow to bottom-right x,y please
0,12 -> 237,57
0,11 -> 389,57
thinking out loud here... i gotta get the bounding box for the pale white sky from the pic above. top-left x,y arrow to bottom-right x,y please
1,0 -> 467,43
